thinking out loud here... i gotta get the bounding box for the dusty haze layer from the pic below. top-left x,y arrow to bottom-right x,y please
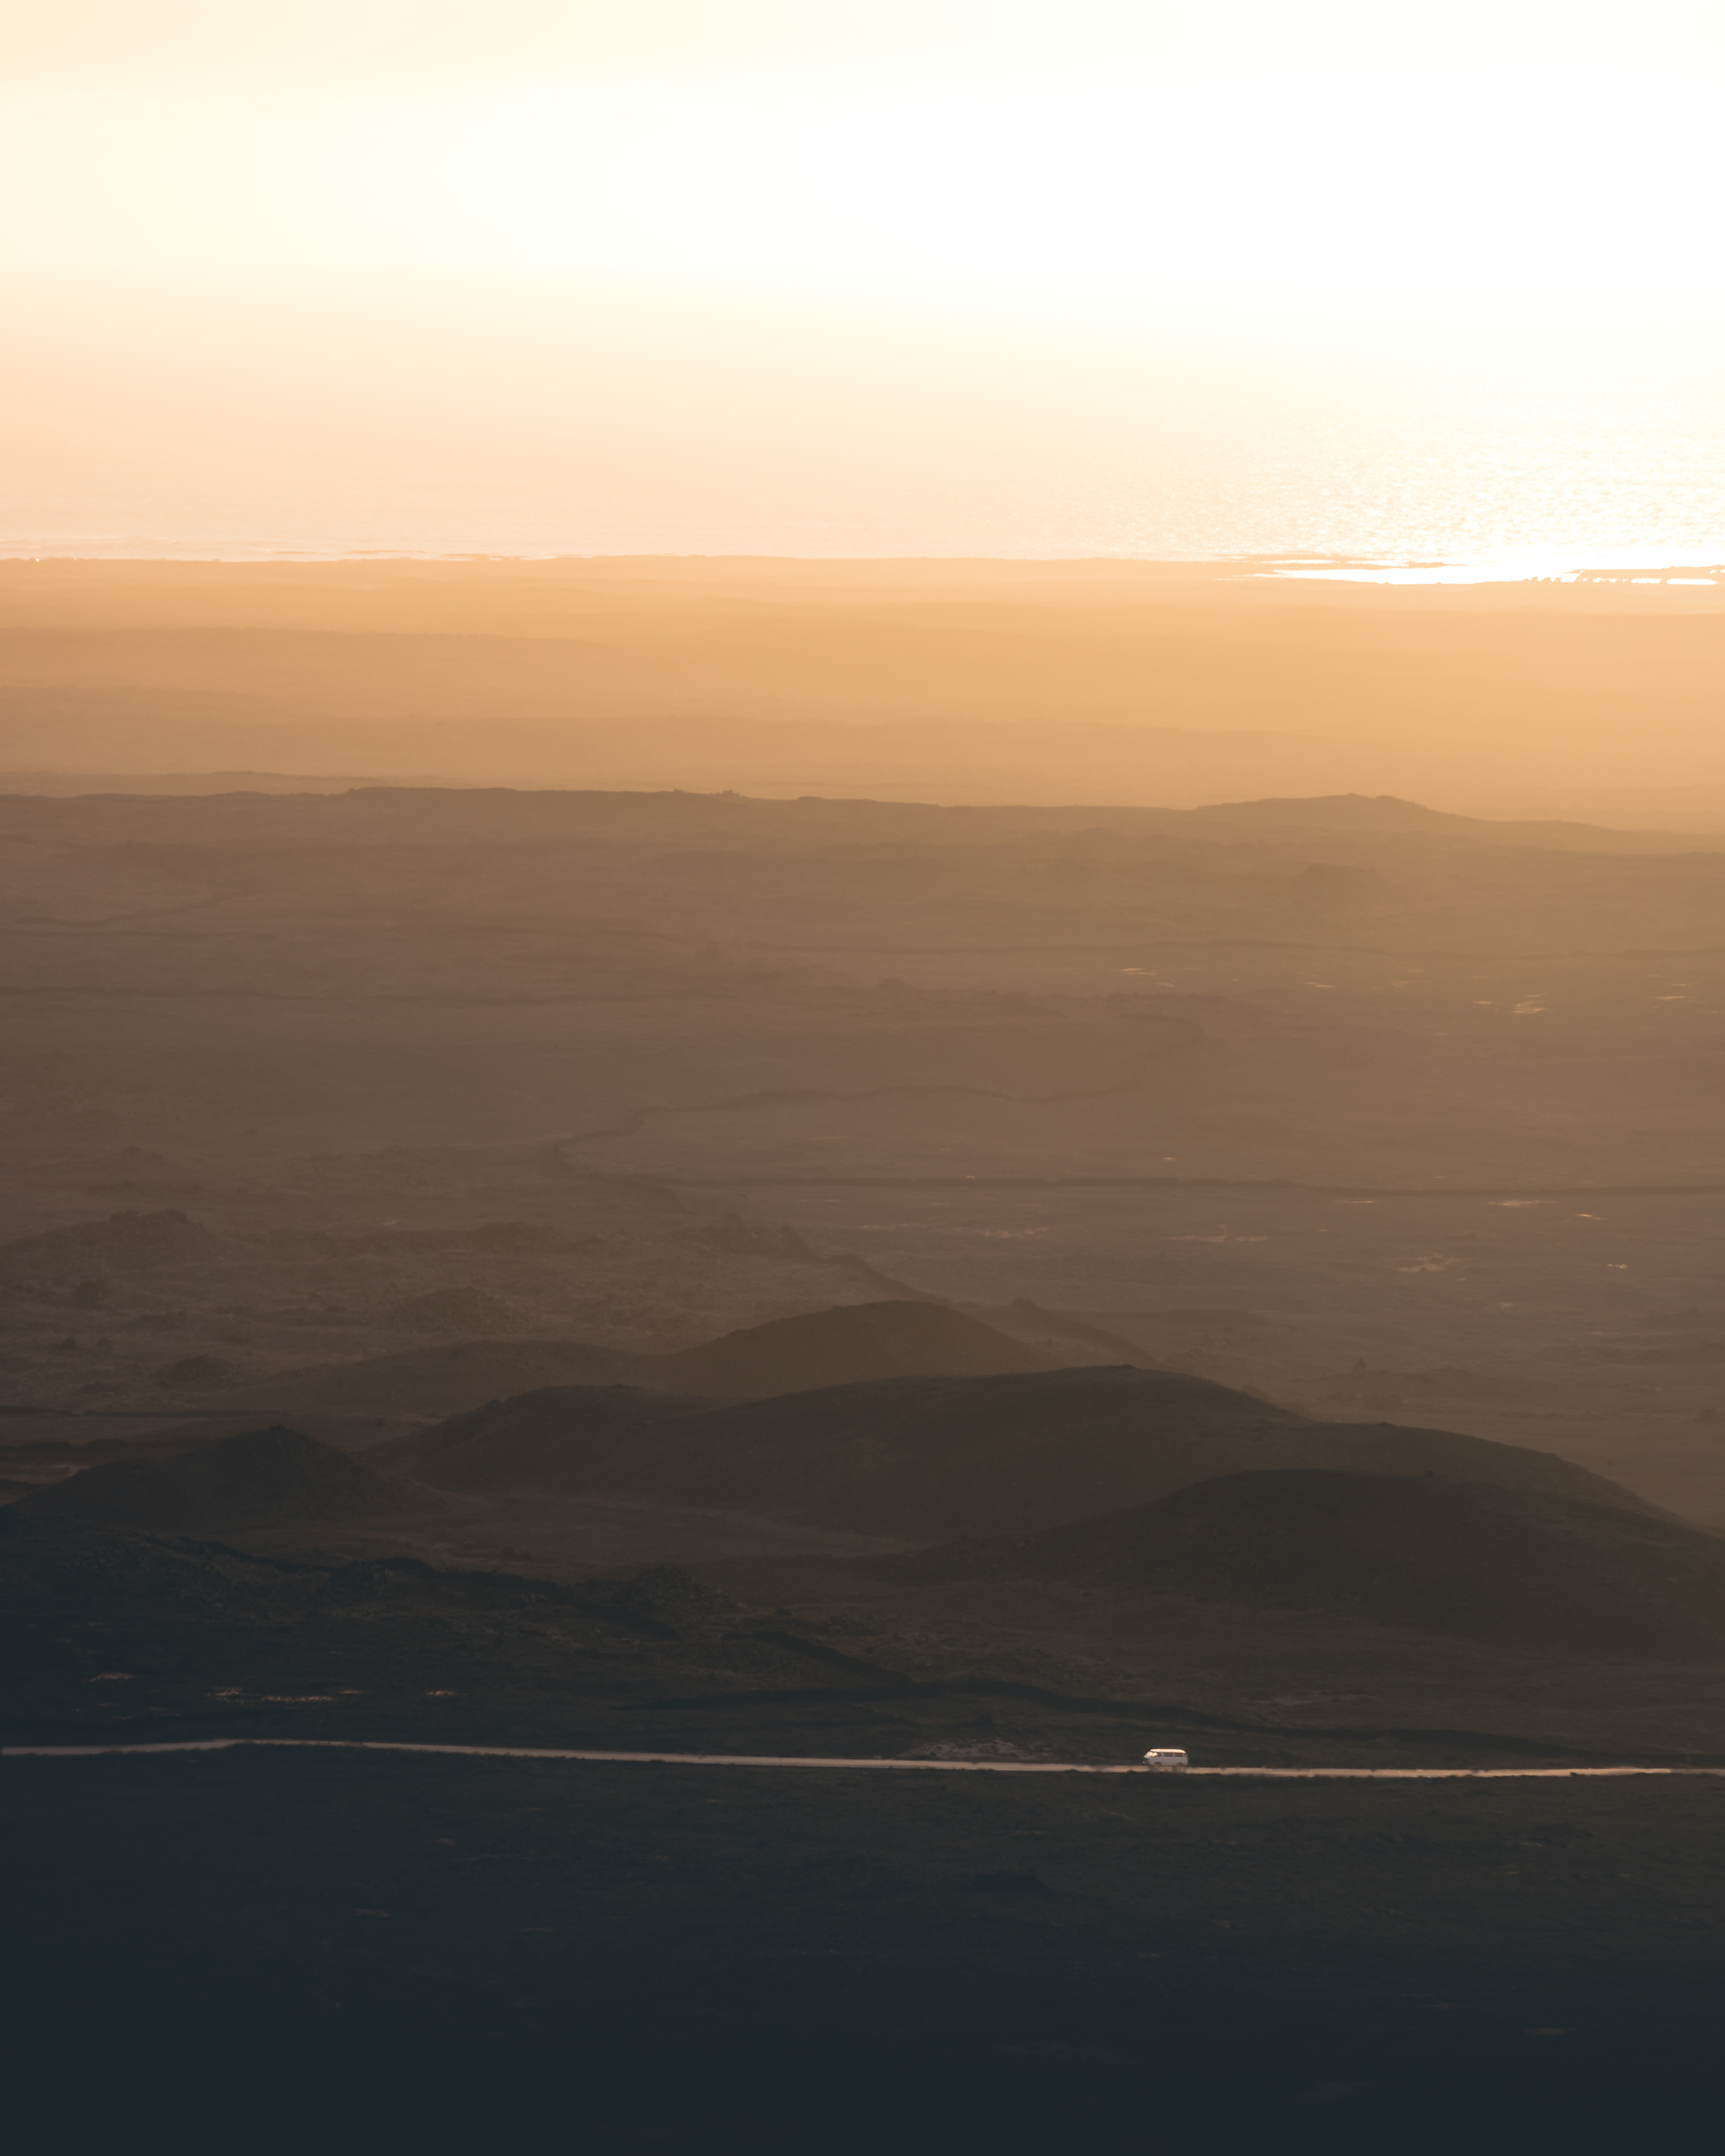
4,556 -> 1724,823
6,781 -> 1725,1526
9,574 -> 1725,2148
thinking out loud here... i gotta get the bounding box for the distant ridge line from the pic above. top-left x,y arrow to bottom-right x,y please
667,1175 -> 1725,1199
748,939 -> 1725,961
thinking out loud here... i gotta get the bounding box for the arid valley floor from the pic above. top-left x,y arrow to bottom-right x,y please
7,774 -> 1725,2149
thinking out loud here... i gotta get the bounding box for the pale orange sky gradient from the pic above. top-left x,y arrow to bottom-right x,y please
4,3 -> 1723,560
7,3 -> 1722,311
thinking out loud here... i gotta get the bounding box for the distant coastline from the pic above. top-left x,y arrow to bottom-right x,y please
4,543 -> 1725,590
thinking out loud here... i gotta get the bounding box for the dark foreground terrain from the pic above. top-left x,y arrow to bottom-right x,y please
9,1748 -> 1724,2153
7,1419 -> 1725,2152
8,1339 -> 1725,2150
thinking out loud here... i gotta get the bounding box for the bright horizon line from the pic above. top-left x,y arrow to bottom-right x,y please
7,548 -> 1725,586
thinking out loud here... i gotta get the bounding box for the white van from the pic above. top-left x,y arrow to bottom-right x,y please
1143,1748 -> 1189,1770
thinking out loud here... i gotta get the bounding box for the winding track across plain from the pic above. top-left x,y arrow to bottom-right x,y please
6,1739 -> 1723,1778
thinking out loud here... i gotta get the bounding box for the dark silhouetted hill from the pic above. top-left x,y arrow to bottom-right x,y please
374,1384 -> 710,1492
18,1424 -> 432,1534
656,1302 -> 1056,1395
0,1509 -> 320,1629
249,1301 -> 1054,1417
882,1469 -> 1725,1657
243,1339 -> 642,1416
0,1512 -> 661,1645
380,1363 -> 1650,1539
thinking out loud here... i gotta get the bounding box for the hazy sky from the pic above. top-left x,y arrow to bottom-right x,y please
9,2 -> 1720,308
6,4 -> 1722,557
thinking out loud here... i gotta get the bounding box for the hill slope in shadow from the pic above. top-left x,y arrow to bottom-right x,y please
245,1301 -> 1058,1417
18,1425 -> 433,1535
876,1468 -> 1725,1658
657,1301 -> 1060,1394
370,1384 -> 710,1493
382,1364 -> 1651,1539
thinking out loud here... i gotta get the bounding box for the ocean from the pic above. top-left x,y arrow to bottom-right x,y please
4,277 -> 1723,574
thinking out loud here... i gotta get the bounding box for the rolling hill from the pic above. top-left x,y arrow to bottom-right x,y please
243,1301 -> 1057,1418
370,1384 -> 708,1493
379,1362 -> 1651,1539
878,1468 -> 1725,1657
18,1424 -> 432,1535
